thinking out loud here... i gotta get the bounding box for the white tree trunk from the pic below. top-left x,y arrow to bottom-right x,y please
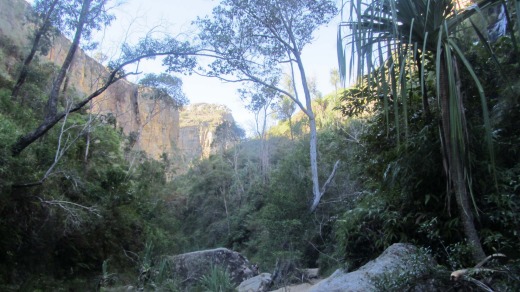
309,117 -> 321,211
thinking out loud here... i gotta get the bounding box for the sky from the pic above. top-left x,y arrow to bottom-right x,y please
91,0 -> 342,133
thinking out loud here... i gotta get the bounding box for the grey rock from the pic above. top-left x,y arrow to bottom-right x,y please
309,243 -> 435,292
237,273 -> 272,292
303,268 -> 319,279
167,248 -> 256,289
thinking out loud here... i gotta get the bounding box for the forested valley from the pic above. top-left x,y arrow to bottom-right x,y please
0,0 -> 519,291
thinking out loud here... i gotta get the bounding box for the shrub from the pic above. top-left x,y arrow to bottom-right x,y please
197,265 -> 235,292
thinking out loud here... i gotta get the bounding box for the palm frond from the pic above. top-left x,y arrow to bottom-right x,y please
448,39 -> 497,187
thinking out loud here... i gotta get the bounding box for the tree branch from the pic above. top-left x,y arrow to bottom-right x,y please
310,160 -> 340,212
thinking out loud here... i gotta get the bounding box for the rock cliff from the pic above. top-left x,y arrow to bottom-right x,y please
0,0 -> 180,159
0,0 -> 238,162
178,103 -> 235,163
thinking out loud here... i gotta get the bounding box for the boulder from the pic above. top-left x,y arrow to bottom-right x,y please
303,268 -> 319,279
237,273 -> 272,292
167,248 -> 256,289
308,243 -> 435,292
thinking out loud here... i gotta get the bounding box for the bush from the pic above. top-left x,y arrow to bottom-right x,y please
197,265 -> 235,292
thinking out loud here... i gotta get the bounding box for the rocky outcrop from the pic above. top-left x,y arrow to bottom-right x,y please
0,0 -> 30,81
1,0 -> 243,162
0,0 -> 179,160
238,273 -> 272,292
167,248 -> 257,290
178,103 -> 235,162
308,243 -> 436,292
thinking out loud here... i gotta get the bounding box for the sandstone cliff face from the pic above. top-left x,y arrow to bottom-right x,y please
0,0 -> 29,81
178,103 -> 235,163
0,0 -> 238,162
0,0 -> 179,159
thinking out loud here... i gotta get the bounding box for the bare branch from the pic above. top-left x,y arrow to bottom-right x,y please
38,196 -> 101,233
12,100 -> 94,187
311,160 -> 341,212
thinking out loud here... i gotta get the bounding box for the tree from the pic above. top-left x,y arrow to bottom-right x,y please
11,17 -> 198,156
11,0 -> 60,99
12,0 -> 114,154
274,95 -> 296,140
330,68 -> 341,98
192,0 -> 340,212
338,0 -> 507,262
138,73 -> 188,107
213,120 -> 245,154
11,0 -> 115,99
241,84 -> 278,181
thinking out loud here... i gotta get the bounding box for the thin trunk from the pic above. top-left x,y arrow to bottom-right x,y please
288,116 -> 294,140
11,0 -> 60,99
292,52 -> 322,211
309,116 -> 321,211
415,55 -> 431,119
84,100 -> 93,166
439,52 -> 486,262
262,105 -> 269,182
453,155 -> 486,261
283,20 -> 330,210
12,0 -> 93,156
45,0 -> 92,119
221,188 -> 231,236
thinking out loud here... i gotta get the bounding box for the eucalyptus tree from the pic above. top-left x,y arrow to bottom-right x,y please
11,0 -> 115,99
138,73 -> 188,107
274,95 -> 297,140
12,35 -> 198,156
11,0 -> 60,98
193,0 -> 339,212
213,120 -> 245,154
12,0 -> 114,154
338,0 -> 511,262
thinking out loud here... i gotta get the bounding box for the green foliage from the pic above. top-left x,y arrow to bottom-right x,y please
195,0 -> 337,82
212,120 -> 245,153
138,73 -> 188,107
334,26 -> 519,270
336,85 -> 374,118
0,110 -> 20,187
98,259 -> 118,289
16,60 -> 59,108
32,0 -> 115,47
197,265 -> 235,292
1,1 -> 519,290
248,154 -> 311,267
0,70 -> 184,288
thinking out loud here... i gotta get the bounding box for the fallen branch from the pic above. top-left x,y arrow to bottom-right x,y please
450,253 -> 508,291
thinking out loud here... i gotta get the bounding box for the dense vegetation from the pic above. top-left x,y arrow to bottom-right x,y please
0,0 -> 519,291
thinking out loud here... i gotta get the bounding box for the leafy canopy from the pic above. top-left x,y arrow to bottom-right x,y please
33,0 -> 116,50
138,73 -> 188,107
194,0 -> 338,87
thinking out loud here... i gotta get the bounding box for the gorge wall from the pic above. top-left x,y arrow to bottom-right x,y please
178,103 -> 235,164
0,0 -> 236,162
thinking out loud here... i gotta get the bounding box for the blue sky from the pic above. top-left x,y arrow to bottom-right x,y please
28,0 -> 342,133
97,0 -> 342,133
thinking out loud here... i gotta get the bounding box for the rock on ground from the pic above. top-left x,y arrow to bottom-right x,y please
308,243 -> 435,292
167,247 -> 257,289
270,282 -> 316,292
238,273 -> 272,292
